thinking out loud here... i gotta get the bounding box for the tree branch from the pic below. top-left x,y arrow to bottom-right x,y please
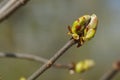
0,52 -> 73,69
100,60 -> 120,80
27,39 -> 77,80
0,0 -> 30,22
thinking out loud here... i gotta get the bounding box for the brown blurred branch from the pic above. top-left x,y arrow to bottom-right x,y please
100,60 -> 120,80
0,52 -> 73,69
27,39 -> 77,80
0,0 -> 30,22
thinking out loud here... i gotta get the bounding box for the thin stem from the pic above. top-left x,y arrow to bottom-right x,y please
0,0 -> 30,22
27,39 -> 77,80
100,69 -> 118,80
100,61 -> 120,80
0,52 -> 73,69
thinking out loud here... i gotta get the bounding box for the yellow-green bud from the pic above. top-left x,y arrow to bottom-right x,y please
75,59 -> 95,73
68,14 -> 98,47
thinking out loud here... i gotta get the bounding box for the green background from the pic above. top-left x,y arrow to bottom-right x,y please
0,0 -> 120,80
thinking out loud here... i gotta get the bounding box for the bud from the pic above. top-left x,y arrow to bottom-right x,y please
68,14 -> 98,47
75,59 -> 95,73
20,77 -> 26,80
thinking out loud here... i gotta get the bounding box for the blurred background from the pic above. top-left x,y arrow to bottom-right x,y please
0,0 -> 120,80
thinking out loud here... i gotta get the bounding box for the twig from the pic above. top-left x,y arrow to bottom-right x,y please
0,52 -> 73,69
0,0 -> 30,22
27,39 -> 77,80
100,60 -> 120,80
